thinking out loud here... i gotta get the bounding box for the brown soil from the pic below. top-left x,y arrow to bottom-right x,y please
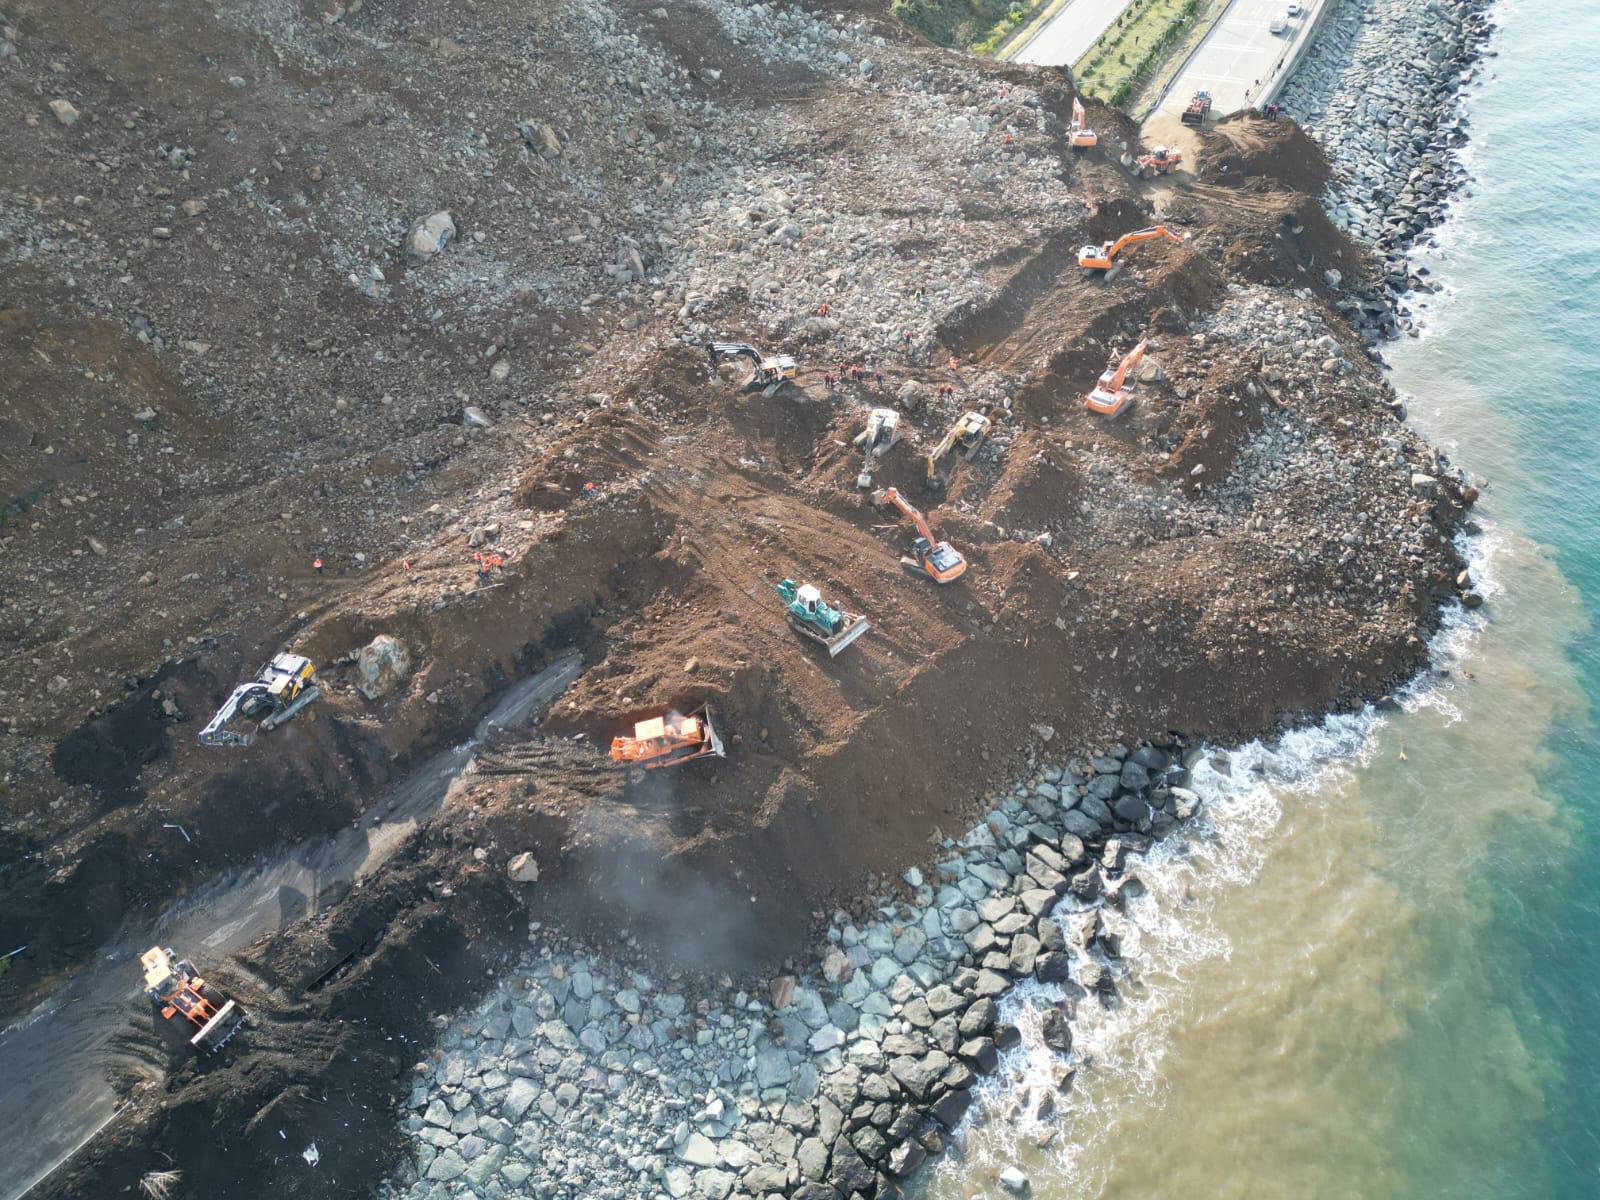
0,2 -> 1475,1198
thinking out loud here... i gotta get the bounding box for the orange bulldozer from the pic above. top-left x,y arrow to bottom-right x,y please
609,704 -> 726,769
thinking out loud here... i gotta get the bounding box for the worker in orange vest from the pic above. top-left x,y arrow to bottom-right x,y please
816,302 -> 830,316
312,556 -> 324,575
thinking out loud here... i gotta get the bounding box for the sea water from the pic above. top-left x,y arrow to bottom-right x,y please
919,3 -> 1600,1196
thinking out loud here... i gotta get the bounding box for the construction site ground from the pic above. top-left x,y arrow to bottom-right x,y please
0,3 -> 1471,1197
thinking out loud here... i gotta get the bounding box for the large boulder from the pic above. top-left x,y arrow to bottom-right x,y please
506,852 -> 540,883
355,634 -> 412,700
407,210 -> 456,259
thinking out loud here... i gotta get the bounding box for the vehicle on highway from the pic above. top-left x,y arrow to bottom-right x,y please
1270,16 -> 1289,33
1286,2 -> 1302,15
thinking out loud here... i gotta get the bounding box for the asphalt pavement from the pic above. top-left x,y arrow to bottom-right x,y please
1157,0 -> 1315,115
1011,0 -> 1136,68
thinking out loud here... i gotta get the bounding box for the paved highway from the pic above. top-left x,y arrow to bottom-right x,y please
1011,0 -> 1134,68
1157,0 -> 1316,115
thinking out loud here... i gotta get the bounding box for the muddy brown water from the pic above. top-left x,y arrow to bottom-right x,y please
0,652 -> 581,1200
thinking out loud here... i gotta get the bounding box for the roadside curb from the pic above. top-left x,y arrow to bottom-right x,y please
1258,0 -> 1336,106
998,0 -> 1077,61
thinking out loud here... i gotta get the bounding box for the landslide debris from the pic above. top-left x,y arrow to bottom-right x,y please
1,2 -> 1476,1198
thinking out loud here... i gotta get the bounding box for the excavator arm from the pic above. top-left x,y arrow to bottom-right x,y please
707,341 -> 760,364
1107,339 -> 1148,392
1108,225 -> 1187,258
198,683 -> 270,747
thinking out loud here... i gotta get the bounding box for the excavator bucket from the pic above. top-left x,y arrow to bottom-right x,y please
192,1000 -> 244,1052
609,704 -> 726,769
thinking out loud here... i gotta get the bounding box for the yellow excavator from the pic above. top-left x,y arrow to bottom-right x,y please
1070,98 -> 1097,149
925,410 -> 991,489
1085,338 -> 1148,417
199,653 -> 318,747
1078,225 -> 1188,273
706,341 -> 798,396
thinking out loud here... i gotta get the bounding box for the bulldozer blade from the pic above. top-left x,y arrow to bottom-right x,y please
191,1000 -> 243,1052
761,382 -> 779,398
825,615 -> 870,657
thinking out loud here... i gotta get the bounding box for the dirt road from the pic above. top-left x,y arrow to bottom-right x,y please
0,654 -> 581,1200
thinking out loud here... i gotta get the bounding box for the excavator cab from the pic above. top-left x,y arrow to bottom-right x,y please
1086,338 -> 1149,417
1069,97 -> 1097,149
708,341 -> 797,396
1078,225 -> 1188,273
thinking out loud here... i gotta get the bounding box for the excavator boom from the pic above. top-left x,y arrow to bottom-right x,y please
873,487 -> 968,584
1078,224 -> 1188,272
1070,98 -> 1097,148
1086,338 -> 1149,417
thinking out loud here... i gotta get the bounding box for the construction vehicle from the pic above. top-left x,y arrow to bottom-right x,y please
609,704 -> 726,769
1180,90 -> 1212,127
141,946 -> 245,1053
706,341 -> 798,396
1135,146 -> 1182,177
925,410 -> 992,489
1069,97 -> 1098,149
853,407 -> 901,489
199,653 -> 319,748
874,487 -> 968,584
1086,338 -> 1149,417
776,579 -> 870,657
1078,225 -> 1189,273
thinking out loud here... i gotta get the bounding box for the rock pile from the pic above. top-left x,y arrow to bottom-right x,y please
1278,0 -> 1497,333
388,741 -> 1201,1200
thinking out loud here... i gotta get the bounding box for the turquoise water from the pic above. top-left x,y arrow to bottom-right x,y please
1392,3 -> 1600,1192
921,3 -> 1600,1197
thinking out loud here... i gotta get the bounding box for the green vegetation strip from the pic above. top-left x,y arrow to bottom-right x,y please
1073,0 -> 1202,105
891,0 -> 1053,53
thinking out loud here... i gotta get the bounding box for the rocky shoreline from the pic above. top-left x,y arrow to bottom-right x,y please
1277,0 -> 1497,339
386,739 -> 1201,1200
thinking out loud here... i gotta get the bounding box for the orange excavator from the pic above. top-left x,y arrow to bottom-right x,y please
1086,338 -> 1148,417
610,704 -> 725,769
1134,145 -> 1182,177
874,487 -> 968,584
141,946 -> 245,1053
1070,98 -> 1097,149
1078,225 -> 1188,273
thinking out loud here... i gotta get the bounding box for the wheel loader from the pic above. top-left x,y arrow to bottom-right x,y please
776,579 -> 870,657
141,945 -> 245,1053
198,653 -> 319,747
